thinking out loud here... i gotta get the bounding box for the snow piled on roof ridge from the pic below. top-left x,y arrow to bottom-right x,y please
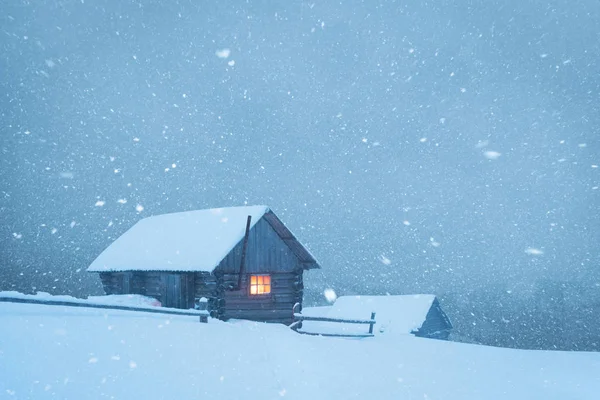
142,205 -> 270,222
87,205 -> 270,273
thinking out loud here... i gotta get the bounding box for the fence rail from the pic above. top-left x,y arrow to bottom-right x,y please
290,303 -> 376,338
0,296 -> 209,321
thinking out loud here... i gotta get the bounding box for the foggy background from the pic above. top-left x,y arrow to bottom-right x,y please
1,0 -> 599,350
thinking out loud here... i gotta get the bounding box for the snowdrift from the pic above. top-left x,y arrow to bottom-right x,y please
1,296 -> 599,399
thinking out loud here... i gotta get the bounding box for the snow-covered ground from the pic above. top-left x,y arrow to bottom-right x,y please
1,300 -> 599,400
0,291 -> 162,308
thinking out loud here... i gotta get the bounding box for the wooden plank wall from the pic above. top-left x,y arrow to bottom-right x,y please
130,272 -> 146,295
416,298 -> 452,340
143,272 -> 164,303
217,218 -> 301,274
98,273 -> 124,295
99,272 -> 199,309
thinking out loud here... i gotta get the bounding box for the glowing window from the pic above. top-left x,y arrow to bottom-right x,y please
249,275 -> 271,295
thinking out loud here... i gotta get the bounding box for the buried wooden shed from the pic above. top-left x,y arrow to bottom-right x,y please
87,205 -> 320,324
300,295 -> 453,339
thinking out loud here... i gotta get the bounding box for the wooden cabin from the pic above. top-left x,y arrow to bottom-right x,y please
87,206 -> 320,324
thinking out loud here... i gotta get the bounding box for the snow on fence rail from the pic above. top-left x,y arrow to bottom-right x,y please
0,295 -> 210,322
290,303 -> 376,338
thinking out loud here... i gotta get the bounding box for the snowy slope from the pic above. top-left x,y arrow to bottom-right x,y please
1,301 -> 599,400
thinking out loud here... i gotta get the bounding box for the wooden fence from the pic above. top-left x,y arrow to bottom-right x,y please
0,296 -> 210,322
290,303 -> 376,338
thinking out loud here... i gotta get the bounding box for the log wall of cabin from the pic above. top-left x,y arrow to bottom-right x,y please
219,271 -> 304,324
210,217 -> 306,323
194,272 -> 219,315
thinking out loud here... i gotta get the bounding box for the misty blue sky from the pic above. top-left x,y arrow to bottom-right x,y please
1,0 -> 598,297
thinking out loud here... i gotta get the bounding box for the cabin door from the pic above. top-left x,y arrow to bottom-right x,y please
164,274 -> 182,309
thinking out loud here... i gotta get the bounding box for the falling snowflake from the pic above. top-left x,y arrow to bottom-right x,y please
215,49 -> 231,59
525,248 -> 544,256
379,255 -> 392,265
324,288 -> 337,303
135,204 -> 144,213
484,151 -> 501,160
95,201 -> 105,207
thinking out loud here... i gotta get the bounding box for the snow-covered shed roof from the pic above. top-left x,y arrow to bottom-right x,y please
88,205 -> 318,273
330,295 -> 438,334
301,295 -> 446,336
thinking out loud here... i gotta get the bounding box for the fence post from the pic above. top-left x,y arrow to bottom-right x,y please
368,312 -> 376,334
291,302 -> 302,331
198,297 -> 208,323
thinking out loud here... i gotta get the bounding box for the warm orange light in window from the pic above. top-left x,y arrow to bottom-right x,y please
249,275 -> 271,295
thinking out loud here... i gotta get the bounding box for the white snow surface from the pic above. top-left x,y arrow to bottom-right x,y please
87,205 -> 269,272
1,299 -> 599,399
0,291 -> 162,308
301,295 -> 437,336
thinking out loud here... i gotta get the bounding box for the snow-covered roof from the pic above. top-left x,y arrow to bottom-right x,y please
301,295 -> 438,336
332,295 -> 437,334
87,206 -> 269,273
